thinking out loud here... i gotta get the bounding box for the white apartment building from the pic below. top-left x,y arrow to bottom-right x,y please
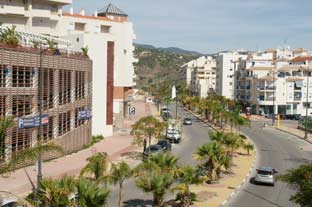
181,59 -> 196,86
59,4 -> 137,136
0,1 -> 137,137
0,0 -> 71,36
190,56 -> 216,98
215,51 -> 248,99
236,48 -> 312,117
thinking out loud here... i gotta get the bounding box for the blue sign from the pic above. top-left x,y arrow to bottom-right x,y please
18,115 -> 49,129
78,109 -> 92,120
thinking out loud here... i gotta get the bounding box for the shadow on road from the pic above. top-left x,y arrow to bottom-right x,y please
123,199 -> 153,207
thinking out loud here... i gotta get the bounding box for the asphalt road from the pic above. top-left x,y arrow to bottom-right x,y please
226,121 -> 312,207
107,106 -> 214,207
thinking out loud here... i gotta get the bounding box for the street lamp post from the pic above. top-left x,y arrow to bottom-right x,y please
304,69 -> 310,139
272,70 -> 276,126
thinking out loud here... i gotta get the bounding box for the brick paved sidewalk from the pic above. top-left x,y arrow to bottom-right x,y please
0,101 -> 152,196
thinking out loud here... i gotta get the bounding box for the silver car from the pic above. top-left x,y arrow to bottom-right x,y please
255,166 -> 278,186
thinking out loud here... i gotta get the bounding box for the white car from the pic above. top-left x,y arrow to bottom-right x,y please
255,166 -> 278,186
1,197 -> 23,207
166,129 -> 181,143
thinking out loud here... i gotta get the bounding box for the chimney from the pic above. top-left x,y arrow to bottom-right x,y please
69,7 -> 73,15
79,9 -> 85,16
94,10 -> 98,17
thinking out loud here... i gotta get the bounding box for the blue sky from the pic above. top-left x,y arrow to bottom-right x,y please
65,0 -> 312,53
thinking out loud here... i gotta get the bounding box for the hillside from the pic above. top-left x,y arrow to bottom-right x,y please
134,44 -> 200,90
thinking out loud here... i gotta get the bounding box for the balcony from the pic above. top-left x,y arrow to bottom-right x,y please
32,9 -> 51,18
0,5 -> 25,16
257,86 -> 276,91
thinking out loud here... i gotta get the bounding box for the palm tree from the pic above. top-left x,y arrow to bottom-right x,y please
236,116 -> 251,135
135,171 -> 174,207
223,132 -> 244,156
6,141 -> 63,176
109,161 -> 132,207
131,116 -> 164,153
27,176 -> 76,207
0,117 -> 15,163
80,152 -> 109,181
81,46 -> 89,57
194,142 -> 229,182
76,178 -> 110,207
243,143 -> 254,155
209,131 -> 225,143
173,166 -> 202,207
44,38 -> 57,51
0,26 -> 20,46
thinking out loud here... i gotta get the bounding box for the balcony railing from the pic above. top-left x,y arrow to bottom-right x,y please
257,86 -> 276,90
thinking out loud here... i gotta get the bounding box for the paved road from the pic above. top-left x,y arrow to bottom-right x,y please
226,121 -> 312,207
107,106 -> 213,206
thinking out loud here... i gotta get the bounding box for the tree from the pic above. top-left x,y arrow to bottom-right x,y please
173,166 -> 202,207
131,116 -> 165,153
194,142 -> 230,182
223,132 -> 244,156
278,163 -> 312,207
0,117 -> 15,162
76,178 -> 110,207
135,171 -> 174,207
80,152 -> 109,181
8,142 -> 63,173
81,46 -> 89,57
243,143 -> 254,155
44,38 -> 57,51
134,153 -> 178,207
27,176 -> 76,207
0,26 -> 20,46
109,161 -> 132,207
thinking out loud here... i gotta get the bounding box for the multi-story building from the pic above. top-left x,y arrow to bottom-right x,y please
190,56 -> 216,98
0,1 -> 137,137
0,30 -> 92,161
181,59 -> 196,87
59,4 -> 137,136
0,0 -> 71,36
236,47 -> 312,116
215,51 -> 248,99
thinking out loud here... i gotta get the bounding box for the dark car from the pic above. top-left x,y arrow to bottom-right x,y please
183,118 -> 192,125
157,139 -> 172,151
143,144 -> 163,157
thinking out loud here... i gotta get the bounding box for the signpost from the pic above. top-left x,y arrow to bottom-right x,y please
78,109 -> 92,120
18,115 -> 49,129
129,106 -> 136,115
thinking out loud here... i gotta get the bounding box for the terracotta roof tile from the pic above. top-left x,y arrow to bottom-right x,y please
290,56 -> 312,62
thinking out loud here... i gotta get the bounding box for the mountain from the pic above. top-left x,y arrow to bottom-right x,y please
133,44 -> 200,90
134,43 -> 203,56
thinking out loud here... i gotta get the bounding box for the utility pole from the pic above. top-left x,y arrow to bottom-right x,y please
272,69 -> 276,126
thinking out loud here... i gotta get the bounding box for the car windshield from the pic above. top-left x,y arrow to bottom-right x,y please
158,141 -> 166,145
258,170 -> 272,175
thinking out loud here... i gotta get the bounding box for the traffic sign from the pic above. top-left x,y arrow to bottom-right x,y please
129,107 -> 135,115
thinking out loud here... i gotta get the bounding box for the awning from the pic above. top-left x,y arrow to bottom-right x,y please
295,80 -> 303,87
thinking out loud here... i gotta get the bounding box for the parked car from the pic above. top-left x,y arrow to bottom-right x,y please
157,139 -> 172,151
0,197 -> 22,207
255,166 -> 278,186
166,129 -> 181,143
143,144 -> 163,157
183,118 -> 192,125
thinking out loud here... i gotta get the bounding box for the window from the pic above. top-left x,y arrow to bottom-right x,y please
58,111 -> 71,136
75,107 -> 86,127
75,71 -> 85,100
12,66 -> 33,87
74,22 -> 85,31
38,68 -> 54,110
42,117 -> 53,141
59,70 -> 71,105
12,95 -> 32,117
0,96 -> 5,117
11,128 -> 32,155
0,65 -> 7,87
100,25 -> 111,33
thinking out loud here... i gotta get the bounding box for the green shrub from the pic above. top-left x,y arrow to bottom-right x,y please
83,135 -> 105,149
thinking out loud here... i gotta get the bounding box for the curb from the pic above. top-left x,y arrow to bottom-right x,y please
184,108 -> 258,207
274,127 -> 312,145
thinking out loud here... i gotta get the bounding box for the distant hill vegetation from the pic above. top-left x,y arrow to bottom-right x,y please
134,44 -> 200,90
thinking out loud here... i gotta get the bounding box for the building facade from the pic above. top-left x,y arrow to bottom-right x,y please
59,4 -> 137,136
0,0 -> 71,36
215,51 -> 248,99
190,56 -> 216,98
0,1 -> 137,137
0,31 -> 92,161
236,48 -> 312,116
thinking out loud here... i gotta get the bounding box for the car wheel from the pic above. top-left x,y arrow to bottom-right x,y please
271,183 -> 275,187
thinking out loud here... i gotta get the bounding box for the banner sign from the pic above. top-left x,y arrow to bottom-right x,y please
18,115 -> 49,129
78,109 -> 92,120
